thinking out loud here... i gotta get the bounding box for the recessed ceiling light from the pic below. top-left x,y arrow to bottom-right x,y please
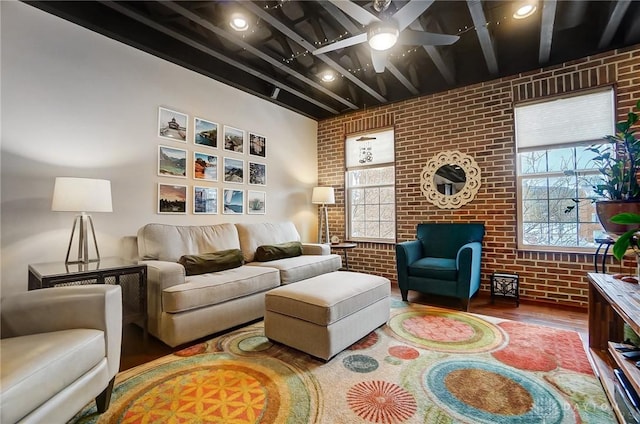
320,71 -> 336,82
230,12 -> 249,31
513,2 -> 537,19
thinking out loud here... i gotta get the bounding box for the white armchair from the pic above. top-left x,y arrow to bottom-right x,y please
0,285 -> 122,424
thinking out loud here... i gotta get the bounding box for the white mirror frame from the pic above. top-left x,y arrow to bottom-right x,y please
420,150 -> 481,209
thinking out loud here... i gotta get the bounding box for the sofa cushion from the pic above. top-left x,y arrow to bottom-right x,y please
138,223 -> 240,262
0,329 -> 104,424
178,249 -> 244,276
255,241 -> 302,262
236,222 -> 301,262
409,257 -> 458,281
162,266 -> 280,313
246,254 -> 341,284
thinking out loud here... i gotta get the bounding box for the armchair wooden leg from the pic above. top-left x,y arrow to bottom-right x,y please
400,289 -> 408,301
95,377 -> 115,413
461,298 -> 470,312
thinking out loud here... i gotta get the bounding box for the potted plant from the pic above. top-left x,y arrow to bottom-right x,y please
587,99 -> 640,235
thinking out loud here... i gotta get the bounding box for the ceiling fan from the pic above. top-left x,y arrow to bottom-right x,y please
313,0 -> 459,73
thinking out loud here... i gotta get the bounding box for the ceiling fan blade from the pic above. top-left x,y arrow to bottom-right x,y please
393,0 -> 435,31
313,32 -> 368,55
398,29 -> 460,46
329,0 -> 381,26
371,49 -> 388,73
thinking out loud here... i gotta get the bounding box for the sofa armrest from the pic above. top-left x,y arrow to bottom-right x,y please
301,243 -> 330,255
140,260 -> 186,327
456,241 -> 483,297
0,285 -> 122,377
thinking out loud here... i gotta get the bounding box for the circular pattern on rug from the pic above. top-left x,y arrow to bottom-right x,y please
343,354 -> 379,373
424,359 -> 569,423
109,355 -> 319,423
238,335 -> 273,353
388,309 -> 505,353
347,380 -> 417,422
388,345 -> 419,360
349,331 -> 379,350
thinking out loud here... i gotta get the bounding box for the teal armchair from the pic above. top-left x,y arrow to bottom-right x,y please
395,223 -> 484,310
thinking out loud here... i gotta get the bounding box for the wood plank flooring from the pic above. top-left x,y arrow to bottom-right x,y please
120,287 -> 588,372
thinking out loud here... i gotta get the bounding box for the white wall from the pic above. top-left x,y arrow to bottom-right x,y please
0,1 -> 319,295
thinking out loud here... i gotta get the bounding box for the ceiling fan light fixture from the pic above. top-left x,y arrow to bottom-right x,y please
230,12 -> 249,31
513,2 -> 537,19
368,24 -> 399,51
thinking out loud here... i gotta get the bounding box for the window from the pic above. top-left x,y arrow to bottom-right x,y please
515,88 -> 616,249
345,128 -> 395,242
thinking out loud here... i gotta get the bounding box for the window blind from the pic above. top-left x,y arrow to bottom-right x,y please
346,128 -> 394,168
515,88 -> 615,150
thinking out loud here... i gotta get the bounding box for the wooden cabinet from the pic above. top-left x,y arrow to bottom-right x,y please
588,273 -> 640,422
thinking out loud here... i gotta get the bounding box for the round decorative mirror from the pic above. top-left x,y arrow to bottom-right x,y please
420,150 -> 481,209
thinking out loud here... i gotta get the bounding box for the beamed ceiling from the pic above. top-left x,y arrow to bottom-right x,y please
25,0 -> 640,120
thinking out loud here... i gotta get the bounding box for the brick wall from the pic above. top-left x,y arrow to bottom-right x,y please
318,44 -> 640,309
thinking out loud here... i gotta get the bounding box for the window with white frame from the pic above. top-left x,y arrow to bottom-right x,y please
515,88 -> 616,249
345,128 -> 395,242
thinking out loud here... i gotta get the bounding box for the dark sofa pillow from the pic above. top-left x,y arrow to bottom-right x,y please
178,249 -> 244,276
255,241 -> 303,262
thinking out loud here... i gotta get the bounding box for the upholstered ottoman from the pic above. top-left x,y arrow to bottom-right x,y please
264,271 -> 390,360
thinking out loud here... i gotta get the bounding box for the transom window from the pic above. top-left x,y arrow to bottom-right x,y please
515,88 -> 615,250
345,128 -> 395,243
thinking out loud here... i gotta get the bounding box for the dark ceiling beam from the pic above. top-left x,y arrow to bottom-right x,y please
598,0 -> 631,49
163,1 -> 358,110
466,0 -> 499,74
317,0 -> 419,95
625,10 -> 640,44
240,1 -> 387,103
98,1 -> 340,115
538,0 -> 557,64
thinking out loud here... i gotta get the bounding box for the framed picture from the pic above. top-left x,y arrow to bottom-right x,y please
223,125 -> 245,154
249,132 -> 266,158
194,117 -> 218,149
247,190 -> 266,215
223,189 -> 244,214
194,152 -> 218,181
158,145 -> 187,178
158,183 -> 187,214
158,107 -> 187,142
223,157 -> 244,184
193,186 -> 218,214
248,161 -> 266,186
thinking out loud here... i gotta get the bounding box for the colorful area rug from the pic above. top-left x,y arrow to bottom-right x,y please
71,299 -> 615,423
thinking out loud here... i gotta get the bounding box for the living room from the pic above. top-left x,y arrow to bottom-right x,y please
2,1 -> 640,423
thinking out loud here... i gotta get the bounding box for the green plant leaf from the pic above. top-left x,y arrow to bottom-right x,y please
613,230 -> 635,260
610,212 -> 640,224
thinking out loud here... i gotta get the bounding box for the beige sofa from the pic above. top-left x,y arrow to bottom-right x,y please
0,285 -> 122,424
136,221 -> 341,347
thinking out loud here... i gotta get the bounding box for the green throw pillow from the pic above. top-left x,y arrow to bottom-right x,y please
178,249 -> 244,276
255,241 -> 303,262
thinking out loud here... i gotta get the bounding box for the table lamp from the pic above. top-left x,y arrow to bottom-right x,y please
312,186 -> 335,244
52,177 -> 113,264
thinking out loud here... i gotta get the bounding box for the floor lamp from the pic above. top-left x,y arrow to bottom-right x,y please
52,177 -> 113,264
312,186 -> 335,244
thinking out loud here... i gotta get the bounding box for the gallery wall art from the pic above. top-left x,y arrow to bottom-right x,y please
156,106 -> 266,215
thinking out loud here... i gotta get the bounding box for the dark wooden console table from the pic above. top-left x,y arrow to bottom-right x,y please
28,257 -> 148,345
588,272 -> 640,422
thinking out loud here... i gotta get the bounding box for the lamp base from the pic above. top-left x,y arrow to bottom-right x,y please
65,214 -> 101,264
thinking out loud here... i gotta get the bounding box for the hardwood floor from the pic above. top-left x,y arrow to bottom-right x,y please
119,287 -> 588,372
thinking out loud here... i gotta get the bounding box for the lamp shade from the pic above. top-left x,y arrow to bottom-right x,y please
52,177 -> 113,212
312,186 -> 335,205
